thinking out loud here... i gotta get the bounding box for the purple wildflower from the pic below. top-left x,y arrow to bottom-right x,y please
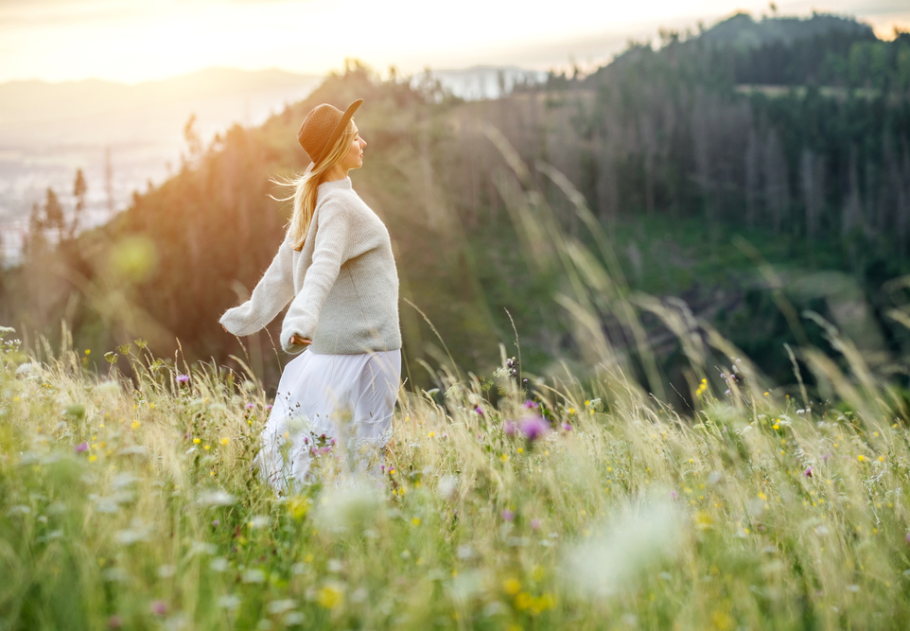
821,453 -> 831,461
530,518 -> 541,530
211,519 -> 219,527
522,400 -> 539,409
804,467 -> 813,477
561,422 -> 572,432
502,420 -> 517,436
501,509 -> 514,521
266,404 -> 272,411
75,442 -> 88,453
245,403 -> 254,410
176,374 -> 189,384
670,490 -> 679,499
519,416 -> 550,442
150,601 -> 167,616
474,405 -> 484,417
107,615 -> 122,629
317,446 -> 332,455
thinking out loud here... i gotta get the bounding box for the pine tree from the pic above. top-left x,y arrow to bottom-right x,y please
67,168 -> 87,241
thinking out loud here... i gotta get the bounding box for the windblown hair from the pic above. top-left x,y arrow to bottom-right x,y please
269,118 -> 357,251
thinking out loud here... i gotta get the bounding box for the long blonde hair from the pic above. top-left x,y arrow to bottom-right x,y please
270,119 -> 357,251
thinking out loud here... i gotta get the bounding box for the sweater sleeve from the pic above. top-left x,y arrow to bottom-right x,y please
280,200 -> 353,354
219,233 -> 295,337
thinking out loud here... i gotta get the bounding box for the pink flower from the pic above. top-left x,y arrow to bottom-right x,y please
522,400 -> 539,409
502,420 -> 517,436
75,442 -> 88,453
530,518 -> 541,530
150,601 -> 167,616
266,404 -> 272,411
804,467 -> 813,477
561,422 -> 572,432
519,416 -> 550,442
107,615 -> 122,629
176,374 -> 189,384
501,509 -> 514,521
245,403 -> 254,410
474,405 -> 485,417
670,490 -> 679,499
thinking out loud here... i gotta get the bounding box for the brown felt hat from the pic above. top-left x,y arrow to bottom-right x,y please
297,98 -> 363,165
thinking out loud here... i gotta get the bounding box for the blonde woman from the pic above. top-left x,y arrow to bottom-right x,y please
219,98 -> 402,494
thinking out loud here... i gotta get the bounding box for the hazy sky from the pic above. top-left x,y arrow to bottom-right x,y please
1,0 -> 908,84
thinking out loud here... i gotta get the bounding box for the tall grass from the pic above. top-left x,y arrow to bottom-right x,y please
3,133 -> 910,630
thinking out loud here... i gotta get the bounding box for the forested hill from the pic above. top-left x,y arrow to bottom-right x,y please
4,12 -> 910,404
584,12 -> 905,89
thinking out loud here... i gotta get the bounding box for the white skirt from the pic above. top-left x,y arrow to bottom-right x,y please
253,347 -> 401,494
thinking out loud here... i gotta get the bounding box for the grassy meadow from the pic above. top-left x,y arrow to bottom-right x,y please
3,313 -> 910,631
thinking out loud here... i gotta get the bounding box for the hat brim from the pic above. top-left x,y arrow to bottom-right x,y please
314,98 -> 363,165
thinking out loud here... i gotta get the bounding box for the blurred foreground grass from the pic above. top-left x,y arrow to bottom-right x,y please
2,321 -> 910,631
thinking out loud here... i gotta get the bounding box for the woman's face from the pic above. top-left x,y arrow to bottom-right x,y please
341,122 -> 367,171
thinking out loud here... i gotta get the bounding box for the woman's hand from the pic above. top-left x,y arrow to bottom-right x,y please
289,335 -> 312,346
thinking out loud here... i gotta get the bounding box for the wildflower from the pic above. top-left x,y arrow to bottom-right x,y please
266,404 -> 272,411
519,416 -> 550,442
474,405 -> 484,417
220,437 -> 229,446
670,491 -> 679,499
318,585 -> 343,609
523,400 -> 539,409
503,578 -> 521,595
562,422 -> 572,432
245,403 -> 254,410
502,509 -> 515,521
75,442 -> 88,453
176,374 -> 189,384
502,420 -> 517,436
530,518 -> 541,530
107,615 -> 122,629
804,467 -> 813,478
150,601 -> 167,616
193,438 -> 201,444
857,455 -> 865,462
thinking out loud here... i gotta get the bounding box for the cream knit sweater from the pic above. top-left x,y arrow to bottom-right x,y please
218,176 -> 402,355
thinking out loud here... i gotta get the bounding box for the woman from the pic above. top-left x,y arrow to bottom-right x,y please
218,98 -> 402,495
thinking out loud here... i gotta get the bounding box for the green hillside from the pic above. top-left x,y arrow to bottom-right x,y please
4,12 -> 910,408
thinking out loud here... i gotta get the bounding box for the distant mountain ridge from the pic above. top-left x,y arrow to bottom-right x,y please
0,67 -> 324,138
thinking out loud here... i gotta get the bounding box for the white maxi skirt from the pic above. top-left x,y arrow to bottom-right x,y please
253,348 -> 401,495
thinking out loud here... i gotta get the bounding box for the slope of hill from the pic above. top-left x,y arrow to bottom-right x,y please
4,13 -> 910,405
